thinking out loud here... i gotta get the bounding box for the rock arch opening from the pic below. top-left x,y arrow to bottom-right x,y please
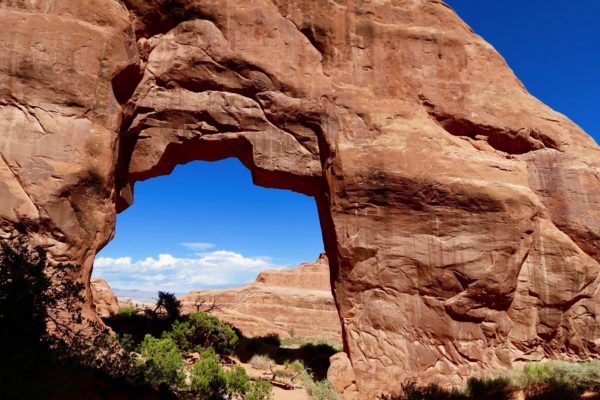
93,157 -> 326,304
92,156 -> 343,382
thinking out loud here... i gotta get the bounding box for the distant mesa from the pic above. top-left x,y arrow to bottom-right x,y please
179,253 -> 341,340
91,254 -> 341,340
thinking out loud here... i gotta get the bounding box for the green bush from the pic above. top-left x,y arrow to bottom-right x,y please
118,333 -> 137,352
304,379 -> 340,400
379,361 -> 600,400
225,365 -> 251,397
164,312 -> 238,355
518,361 -> 600,400
118,306 -> 136,317
190,349 -> 266,400
246,379 -> 273,400
164,319 -> 197,352
137,334 -> 184,388
190,349 -> 228,399
281,336 -> 343,352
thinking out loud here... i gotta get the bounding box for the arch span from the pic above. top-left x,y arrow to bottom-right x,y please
2,1 -> 600,398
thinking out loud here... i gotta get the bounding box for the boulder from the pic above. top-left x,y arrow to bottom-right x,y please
90,278 -> 120,318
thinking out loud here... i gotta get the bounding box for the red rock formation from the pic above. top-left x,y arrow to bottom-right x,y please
1,1 -> 600,398
91,278 -> 120,318
180,254 -> 341,340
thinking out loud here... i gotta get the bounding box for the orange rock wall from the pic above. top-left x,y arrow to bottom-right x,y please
1,1 -> 600,398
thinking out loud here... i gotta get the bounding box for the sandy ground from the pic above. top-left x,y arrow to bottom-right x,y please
273,386 -> 309,400
236,360 -> 309,400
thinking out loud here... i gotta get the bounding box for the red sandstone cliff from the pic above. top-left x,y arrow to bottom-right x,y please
1,1 -> 600,397
180,254 -> 341,340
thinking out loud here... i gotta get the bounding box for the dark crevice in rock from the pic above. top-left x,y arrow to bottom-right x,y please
299,23 -> 328,56
122,0 -> 216,38
111,63 -> 143,105
419,95 -> 559,155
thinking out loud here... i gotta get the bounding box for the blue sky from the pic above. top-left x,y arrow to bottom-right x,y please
94,1 -> 599,293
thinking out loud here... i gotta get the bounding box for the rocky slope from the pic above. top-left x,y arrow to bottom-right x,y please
1,1 -> 600,398
90,278 -> 120,318
180,254 -> 341,340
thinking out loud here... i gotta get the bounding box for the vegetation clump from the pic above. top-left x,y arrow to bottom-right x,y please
137,335 -> 184,388
164,311 -> 239,355
249,354 -> 276,370
380,361 -> 600,400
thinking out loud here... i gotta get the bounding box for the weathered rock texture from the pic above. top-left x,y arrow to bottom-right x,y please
180,254 -> 341,340
91,278 -> 120,318
1,1 -> 600,398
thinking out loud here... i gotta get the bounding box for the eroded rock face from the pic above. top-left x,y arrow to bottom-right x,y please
179,254 -> 341,340
91,278 -> 119,318
1,1 -> 600,398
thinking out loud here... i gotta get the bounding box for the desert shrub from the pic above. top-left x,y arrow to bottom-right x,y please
249,354 -> 276,370
189,349 -> 260,400
284,359 -> 308,375
190,349 -> 228,399
164,319 -> 197,352
380,381 -> 466,400
137,335 -> 184,388
517,361 -> 600,400
119,306 -> 136,317
146,291 -> 182,322
118,333 -> 137,352
304,379 -> 340,400
0,241 -> 146,398
165,312 -> 238,355
225,364 -> 251,398
0,240 -> 88,396
246,379 -> 273,400
465,376 -> 513,400
281,336 -> 343,352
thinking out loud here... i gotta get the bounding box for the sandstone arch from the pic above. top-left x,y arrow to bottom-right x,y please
1,1 -> 600,398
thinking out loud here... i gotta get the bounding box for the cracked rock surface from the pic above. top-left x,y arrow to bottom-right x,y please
1,0 -> 600,398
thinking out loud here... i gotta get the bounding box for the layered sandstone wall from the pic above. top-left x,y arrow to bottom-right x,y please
91,278 -> 120,318
180,254 -> 342,340
1,1 -> 600,398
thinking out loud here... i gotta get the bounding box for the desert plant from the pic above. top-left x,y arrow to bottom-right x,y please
304,379 -> 340,400
225,364 -> 251,398
137,334 -> 184,388
246,379 -> 273,400
465,376 -> 513,400
0,240 -> 87,396
517,361 -> 600,400
249,354 -> 276,370
0,240 -> 140,397
190,349 -> 228,400
164,311 -> 238,355
118,333 -> 137,352
146,291 -> 181,322
379,381 -> 466,400
119,306 -> 136,317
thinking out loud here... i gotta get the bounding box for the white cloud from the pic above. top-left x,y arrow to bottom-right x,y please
93,247 -> 283,293
181,242 -> 215,251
